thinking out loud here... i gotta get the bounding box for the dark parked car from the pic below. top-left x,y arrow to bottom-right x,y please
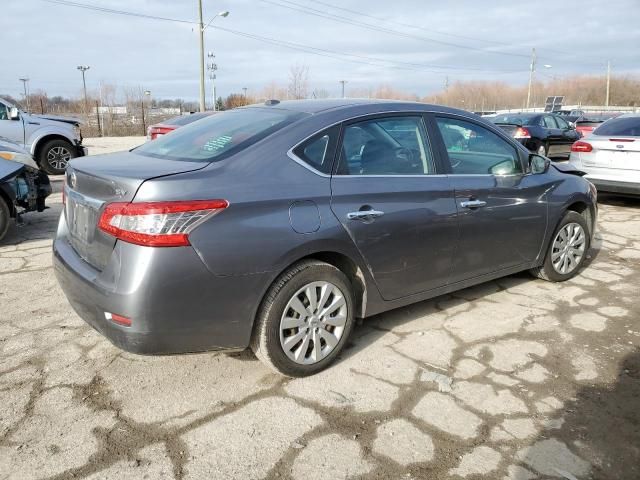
0,138 -> 52,241
147,112 -> 215,140
491,112 -> 581,158
54,100 -> 597,376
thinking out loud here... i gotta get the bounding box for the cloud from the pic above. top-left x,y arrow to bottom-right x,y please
1,0 -> 638,100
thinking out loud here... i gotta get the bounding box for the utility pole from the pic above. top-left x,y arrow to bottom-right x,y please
197,0 -> 206,112
19,78 -> 29,111
444,76 -> 449,92
242,87 -> 248,97
526,48 -> 536,109
339,80 -> 347,98
207,52 -> 217,111
77,66 -> 90,115
605,60 -> 611,107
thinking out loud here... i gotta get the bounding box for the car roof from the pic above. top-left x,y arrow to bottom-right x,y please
244,98 -> 467,116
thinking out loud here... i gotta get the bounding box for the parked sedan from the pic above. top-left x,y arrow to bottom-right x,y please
147,112 -> 214,140
491,112 -> 581,158
569,114 -> 640,195
54,100 -> 597,376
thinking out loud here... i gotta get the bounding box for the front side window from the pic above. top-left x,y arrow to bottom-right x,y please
336,116 -> 433,175
436,117 -> 522,175
135,108 -> 306,162
292,125 -> 339,174
555,116 -> 570,129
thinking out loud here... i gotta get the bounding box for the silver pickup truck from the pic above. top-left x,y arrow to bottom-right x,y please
0,97 -> 86,175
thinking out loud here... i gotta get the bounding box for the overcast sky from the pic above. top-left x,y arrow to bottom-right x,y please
3,0 -> 639,101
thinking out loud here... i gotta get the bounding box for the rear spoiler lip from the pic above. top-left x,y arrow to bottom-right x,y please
552,161 -> 586,177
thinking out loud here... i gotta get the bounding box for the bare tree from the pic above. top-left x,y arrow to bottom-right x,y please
287,64 -> 309,100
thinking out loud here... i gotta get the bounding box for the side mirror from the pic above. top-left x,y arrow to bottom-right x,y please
529,153 -> 550,174
9,107 -> 19,120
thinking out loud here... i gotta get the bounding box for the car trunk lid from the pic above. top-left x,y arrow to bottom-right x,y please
64,151 -> 208,270
584,135 -> 640,171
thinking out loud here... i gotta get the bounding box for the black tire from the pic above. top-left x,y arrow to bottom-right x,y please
251,260 -> 355,377
38,139 -> 76,175
536,143 -> 548,157
0,198 -> 11,242
530,211 -> 590,282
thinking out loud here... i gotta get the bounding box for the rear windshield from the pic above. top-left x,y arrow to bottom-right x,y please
491,115 -> 537,126
163,112 -> 212,126
593,116 -> 640,137
135,108 -> 306,162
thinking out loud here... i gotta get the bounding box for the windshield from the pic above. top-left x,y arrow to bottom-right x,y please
490,114 -> 537,126
593,116 -> 640,137
135,108 -> 306,162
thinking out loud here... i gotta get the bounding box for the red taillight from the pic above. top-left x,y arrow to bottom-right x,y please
98,200 -> 228,247
571,141 -> 593,153
514,127 -> 531,139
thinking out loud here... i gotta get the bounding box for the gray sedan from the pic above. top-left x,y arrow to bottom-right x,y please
53,99 -> 597,376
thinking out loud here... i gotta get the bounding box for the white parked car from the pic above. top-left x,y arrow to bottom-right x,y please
569,114 -> 640,196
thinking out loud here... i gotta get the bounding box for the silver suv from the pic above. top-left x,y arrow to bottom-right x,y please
0,97 -> 86,175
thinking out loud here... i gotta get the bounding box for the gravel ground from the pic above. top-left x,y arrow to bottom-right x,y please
0,149 -> 639,479
83,136 -> 146,155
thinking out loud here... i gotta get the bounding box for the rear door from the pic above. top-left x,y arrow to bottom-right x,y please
554,115 -> 581,155
431,115 -> 548,284
542,115 -> 564,156
330,114 -> 458,300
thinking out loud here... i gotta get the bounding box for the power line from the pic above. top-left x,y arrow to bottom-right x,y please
258,0 -> 530,59
40,0 -> 525,76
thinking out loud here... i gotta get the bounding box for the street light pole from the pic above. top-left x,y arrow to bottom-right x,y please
197,0 -> 206,112
19,78 -> 30,111
77,66 -> 90,115
605,60 -> 611,107
198,4 -> 229,112
207,51 -> 217,111
339,80 -> 347,98
526,48 -> 536,109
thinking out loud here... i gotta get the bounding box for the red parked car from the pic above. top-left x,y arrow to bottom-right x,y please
147,112 -> 214,140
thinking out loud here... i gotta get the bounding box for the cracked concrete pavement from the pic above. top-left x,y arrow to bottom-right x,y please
1,164 -> 639,479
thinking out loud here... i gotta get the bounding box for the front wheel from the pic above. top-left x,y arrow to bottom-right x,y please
251,260 -> 355,377
39,139 -> 76,175
530,211 -> 590,282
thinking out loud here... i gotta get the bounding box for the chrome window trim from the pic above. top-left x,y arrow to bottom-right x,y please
287,109 -> 437,178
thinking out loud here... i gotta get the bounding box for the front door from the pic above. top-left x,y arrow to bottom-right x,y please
330,114 -> 459,300
432,115 -> 548,284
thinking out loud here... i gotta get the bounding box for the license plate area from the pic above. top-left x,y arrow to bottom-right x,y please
65,190 -> 103,250
586,150 -> 635,169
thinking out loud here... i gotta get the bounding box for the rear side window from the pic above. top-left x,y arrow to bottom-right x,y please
542,116 -> 558,128
292,125 -> 339,174
555,116 -> 570,129
436,117 -> 522,175
135,108 -> 306,162
336,116 -> 433,175
594,116 -> 640,136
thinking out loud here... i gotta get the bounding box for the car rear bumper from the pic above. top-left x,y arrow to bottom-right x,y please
53,222 -> 272,354
587,178 -> 640,196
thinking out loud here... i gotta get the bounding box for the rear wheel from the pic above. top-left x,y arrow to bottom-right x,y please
0,198 -> 11,242
537,144 -> 547,156
39,139 -> 76,175
251,260 -> 355,377
530,211 -> 589,282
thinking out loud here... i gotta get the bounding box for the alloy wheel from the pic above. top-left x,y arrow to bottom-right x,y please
279,281 -> 348,365
47,146 -> 71,171
551,222 -> 586,274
